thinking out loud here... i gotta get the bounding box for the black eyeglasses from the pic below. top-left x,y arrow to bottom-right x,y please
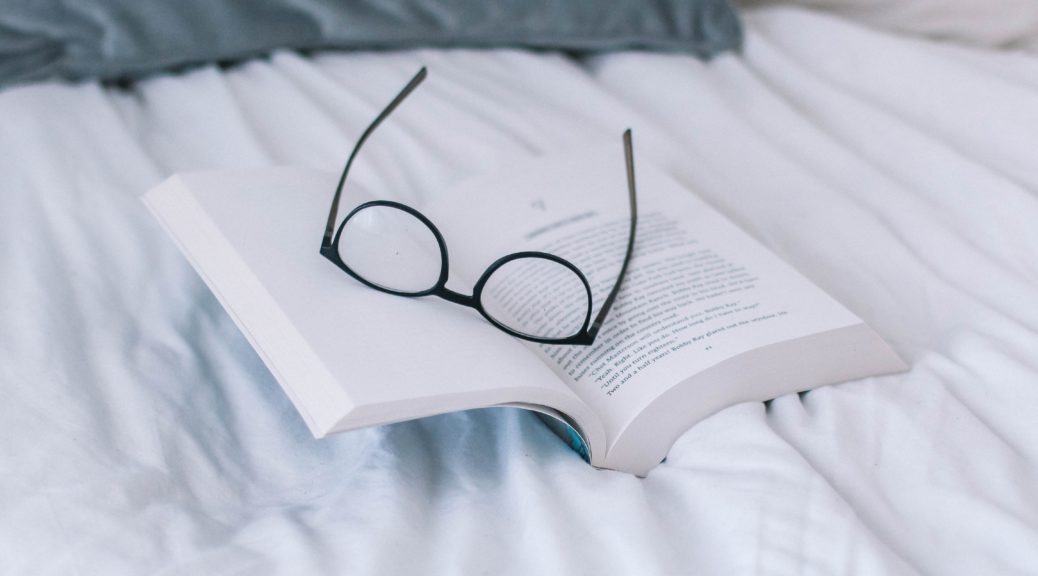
319,67 -> 638,346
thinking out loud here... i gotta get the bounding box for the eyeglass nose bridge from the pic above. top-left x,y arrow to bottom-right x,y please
436,287 -> 477,308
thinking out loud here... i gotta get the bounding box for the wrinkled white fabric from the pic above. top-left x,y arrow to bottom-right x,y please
1,7 -> 1037,575
739,0 -> 1038,52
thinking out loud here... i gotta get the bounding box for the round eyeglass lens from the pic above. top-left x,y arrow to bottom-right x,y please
480,256 -> 590,340
337,205 -> 443,294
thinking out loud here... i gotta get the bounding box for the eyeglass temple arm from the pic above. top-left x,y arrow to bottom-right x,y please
587,129 -> 638,340
322,67 -> 429,248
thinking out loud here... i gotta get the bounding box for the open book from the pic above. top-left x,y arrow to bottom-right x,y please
143,145 -> 905,476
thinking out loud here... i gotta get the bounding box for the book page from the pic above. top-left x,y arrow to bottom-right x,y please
147,167 -> 601,444
426,146 -> 861,444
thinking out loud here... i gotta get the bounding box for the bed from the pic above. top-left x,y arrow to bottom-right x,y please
2,4 -> 1037,574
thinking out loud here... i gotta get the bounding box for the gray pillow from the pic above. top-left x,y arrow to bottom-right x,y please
0,0 -> 742,87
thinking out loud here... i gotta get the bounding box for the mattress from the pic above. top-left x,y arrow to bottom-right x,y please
2,6 -> 1036,574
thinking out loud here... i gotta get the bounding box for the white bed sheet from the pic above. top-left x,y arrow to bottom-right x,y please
2,6 -> 1037,575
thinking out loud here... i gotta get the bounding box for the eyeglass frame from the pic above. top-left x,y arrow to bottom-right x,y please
318,67 -> 638,346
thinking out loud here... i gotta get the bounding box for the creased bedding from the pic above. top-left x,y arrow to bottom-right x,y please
1,6 -> 1037,575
